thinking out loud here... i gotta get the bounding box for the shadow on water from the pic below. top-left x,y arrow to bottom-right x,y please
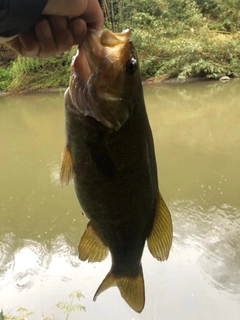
0,81 -> 240,319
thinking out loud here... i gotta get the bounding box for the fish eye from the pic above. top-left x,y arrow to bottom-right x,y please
126,58 -> 137,74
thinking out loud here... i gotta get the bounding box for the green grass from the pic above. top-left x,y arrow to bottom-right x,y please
0,291 -> 85,320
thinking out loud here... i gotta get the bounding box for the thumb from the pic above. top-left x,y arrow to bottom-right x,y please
43,0 -> 103,29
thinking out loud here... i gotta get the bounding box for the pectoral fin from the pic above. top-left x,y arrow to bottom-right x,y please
93,266 -> 145,313
147,193 -> 173,261
60,145 -> 74,186
78,223 -> 108,262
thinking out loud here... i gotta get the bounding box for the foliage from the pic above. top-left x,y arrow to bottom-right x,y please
194,0 -> 240,32
101,0 -> 240,80
0,291 -> 85,320
1,307 -> 32,320
155,32 -> 240,80
0,67 -> 10,90
57,291 -> 86,320
7,49 -> 75,93
103,0 -> 203,32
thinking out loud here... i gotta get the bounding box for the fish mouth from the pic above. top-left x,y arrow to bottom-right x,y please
69,28 -> 134,131
83,28 -> 131,75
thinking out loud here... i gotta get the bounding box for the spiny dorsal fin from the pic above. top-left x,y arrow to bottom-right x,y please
147,193 -> 173,261
93,266 -> 145,313
78,223 -> 108,262
60,145 -> 74,186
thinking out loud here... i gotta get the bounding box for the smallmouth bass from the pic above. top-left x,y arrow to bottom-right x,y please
60,29 -> 172,313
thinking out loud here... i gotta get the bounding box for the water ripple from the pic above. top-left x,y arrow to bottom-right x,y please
170,200 -> 240,297
0,233 -> 81,292
0,233 -> 16,289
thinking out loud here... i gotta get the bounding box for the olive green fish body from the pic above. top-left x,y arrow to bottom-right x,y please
61,29 -> 172,313
65,84 -> 158,277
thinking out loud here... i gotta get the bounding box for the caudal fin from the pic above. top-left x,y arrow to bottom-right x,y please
93,266 -> 145,313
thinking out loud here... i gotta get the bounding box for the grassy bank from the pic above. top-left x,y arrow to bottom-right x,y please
3,50 -> 74,93
1,0 -> 240,93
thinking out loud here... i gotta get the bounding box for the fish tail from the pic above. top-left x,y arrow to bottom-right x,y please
93,266 -> 145,313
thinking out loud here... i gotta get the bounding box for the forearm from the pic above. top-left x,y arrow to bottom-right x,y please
0,0 -> 48,38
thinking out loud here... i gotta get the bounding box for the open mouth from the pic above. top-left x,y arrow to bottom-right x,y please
83,29 -> 131,75
68,29 -> 133,131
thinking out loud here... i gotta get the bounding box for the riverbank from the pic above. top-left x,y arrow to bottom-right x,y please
1,75 -> 235,98
0,78 -> 212,96
0,87 -> 66,96
1,32 -> 239,94
1,25 -> 240,94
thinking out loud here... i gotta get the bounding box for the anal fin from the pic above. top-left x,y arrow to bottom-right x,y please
147,193 -> 173,261
60,145 -> 74,186
93,265 -> 145,313
78,223 -> 108,262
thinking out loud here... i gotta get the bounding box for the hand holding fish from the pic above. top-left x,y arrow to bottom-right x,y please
0,0 -> 103,58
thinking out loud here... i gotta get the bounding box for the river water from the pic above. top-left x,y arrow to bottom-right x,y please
0,81 -> 240,320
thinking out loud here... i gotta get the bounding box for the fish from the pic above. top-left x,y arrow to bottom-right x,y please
60,28 -> 173,313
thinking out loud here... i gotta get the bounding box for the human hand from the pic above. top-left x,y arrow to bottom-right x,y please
4,0 -> 103,58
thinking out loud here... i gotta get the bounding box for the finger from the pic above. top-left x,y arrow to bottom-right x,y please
43,0 -> 103,30
82,0 -> 104,29
0,35 -> 18,42
50,16 -> 74,53
69,18 -> 87,46
6,30 -> 40,57
18,29 -> 40,57
34,19 -> 58,58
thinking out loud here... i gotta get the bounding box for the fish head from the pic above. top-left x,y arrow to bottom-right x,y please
69,29 -> 142,131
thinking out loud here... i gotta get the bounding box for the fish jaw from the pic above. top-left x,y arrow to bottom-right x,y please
84,29 -> 131,71
68,29 -> 142,131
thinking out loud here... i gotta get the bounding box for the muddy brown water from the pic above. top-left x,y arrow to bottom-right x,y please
0,81 -> 240,319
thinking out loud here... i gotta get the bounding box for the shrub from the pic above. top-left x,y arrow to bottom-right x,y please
0,67 -> 10,90
7,50 -> 75,93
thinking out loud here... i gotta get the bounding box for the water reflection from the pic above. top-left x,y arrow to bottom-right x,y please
0,82 -> 240,319
171,200 -> 240,297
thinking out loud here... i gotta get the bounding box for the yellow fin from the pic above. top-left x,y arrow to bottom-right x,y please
147,193 -> 173,261
93,266 -> 145,313
60,145 -> 73,186
78,223 -> 108,262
